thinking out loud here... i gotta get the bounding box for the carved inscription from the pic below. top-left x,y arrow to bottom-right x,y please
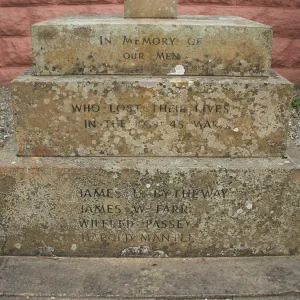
71,103 -> 230,130
99,35 -> 202,62
78,186 -> 229,244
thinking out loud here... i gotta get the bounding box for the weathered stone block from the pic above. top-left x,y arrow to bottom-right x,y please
1,139 -> 299,257
124,0 -> 178,19
31,15 -> 272,77
11,70 -> 293,157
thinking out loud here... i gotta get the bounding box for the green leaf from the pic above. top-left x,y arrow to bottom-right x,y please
292,98 -> 300,108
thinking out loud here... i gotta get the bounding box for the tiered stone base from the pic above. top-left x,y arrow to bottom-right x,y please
11,71 -> 292,157
1,139 -> 299,257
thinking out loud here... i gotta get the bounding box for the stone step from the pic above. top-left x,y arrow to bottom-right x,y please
0,138 -> 299,257
31,15 -> 272,77
0,256 -> 299,299
11,70 -> 292,157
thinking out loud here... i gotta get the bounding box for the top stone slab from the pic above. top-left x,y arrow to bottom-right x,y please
124,0 -> 178,19
32,15 -> 272,77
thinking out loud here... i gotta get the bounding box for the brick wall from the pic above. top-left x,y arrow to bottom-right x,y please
0,0 -> 299,85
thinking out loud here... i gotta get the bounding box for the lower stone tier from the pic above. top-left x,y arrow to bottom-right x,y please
1,256 -> 300,299
11,70 -> 293,157
1,139 -> 299,257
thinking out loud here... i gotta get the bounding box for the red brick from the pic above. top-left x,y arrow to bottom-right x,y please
86,4 -> 124,14
207,6 -> 300,38
0,7 -> 31,36
259,8 -> 300,38
273,68 -> 300,84
0,46 -> 5,67
179,4 -> 213,15
29,5 -> 90,24
236,0 -> 297,7
290,40 -> 300,68
0,0 -> 55,7
272,38 -> 292,68
208,5 -> 267,20
0,66 -> 30,86
1,37 -> 32,67
57,0 -> 122,4
179,0 -> 234,4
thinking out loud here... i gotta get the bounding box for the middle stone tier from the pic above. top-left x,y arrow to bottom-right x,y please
12,71 -> 292,157
32,15 -> 272,77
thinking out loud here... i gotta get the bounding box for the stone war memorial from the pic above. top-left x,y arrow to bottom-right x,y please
1,0 -> 299,258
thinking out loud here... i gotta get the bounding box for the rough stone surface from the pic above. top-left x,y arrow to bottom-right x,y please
290,91 -> 300,148
0,86 -> 14,148
3,84 -> 300,153
124,0 -> 178,19
1,3 -> 300,86
31,15 -> 272,77
11,70 -> 292,157
0,138 -> 299,257
0,256 -> 300,299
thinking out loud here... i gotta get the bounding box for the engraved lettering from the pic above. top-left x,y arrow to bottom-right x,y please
123,52 -> 144,60
169,38 -> 176,45
123,36 -> 133,44
79,188 -> 113,198
174,188 -> 228,199
192,120 -> 217,129
72,104 -> 100,113
142,37 -> 151,44
99,36 -> 111,45
194,104 -> 229,113
104,120 -> 126,128
80,204 -> 122,214
82,233 -> 133,242
170,120 -> 184,129
187,38 -> 202,45
123,36 -> 176,45
79,219 -> 134,228
153,189 -> 169,198
224,104 -> 229,113
85,119 -> 96,128
156,52 -> 180,60
140,233 -> 194,243
132,205 -> 146,213
156,204 -> 189,213
109,104 -> 141,113
146,219 -> 191,229
153,104 -> 187,113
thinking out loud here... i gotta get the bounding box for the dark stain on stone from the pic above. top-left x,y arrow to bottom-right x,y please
37,27 -> 58,41
0,176 -> 16,195
289,248 -> 298,255
74,27 -> 93,37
